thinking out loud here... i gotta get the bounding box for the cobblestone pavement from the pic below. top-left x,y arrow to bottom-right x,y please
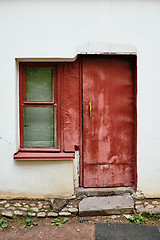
0,197 -> 160,219
135,199 -> 160,215
0,199 -> 79,219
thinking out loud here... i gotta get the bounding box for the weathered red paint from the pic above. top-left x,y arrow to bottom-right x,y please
82,55 -> 136,187
19,63 -> 24,148
18,62 -> 60,153
79,58 -> 83,186
17,61 -> 80,160
14,151 -> 74,160
62,60 -> 80,152
84,164 -> 134,187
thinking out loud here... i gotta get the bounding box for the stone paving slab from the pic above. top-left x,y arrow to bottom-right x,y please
79,195 -> 134,216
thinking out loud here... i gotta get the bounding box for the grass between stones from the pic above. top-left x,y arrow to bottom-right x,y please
128,211 -> 160,225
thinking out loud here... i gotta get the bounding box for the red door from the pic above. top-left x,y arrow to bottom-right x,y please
82,55 -> 136,187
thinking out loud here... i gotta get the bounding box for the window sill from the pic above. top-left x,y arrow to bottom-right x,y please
19,148 -> 60,152
14,151 -> 75,161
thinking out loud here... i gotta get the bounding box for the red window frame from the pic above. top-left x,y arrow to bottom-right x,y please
19,62 -> 60,152
14,62 -> 75,160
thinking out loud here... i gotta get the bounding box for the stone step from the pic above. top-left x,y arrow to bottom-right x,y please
79,195 -> 134,216
75,187 -> 134,199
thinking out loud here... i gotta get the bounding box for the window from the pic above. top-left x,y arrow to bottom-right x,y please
14,62 -> 74,160
20,63 -> 59,150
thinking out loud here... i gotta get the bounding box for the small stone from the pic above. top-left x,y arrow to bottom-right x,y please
67,205 -> 73,208
151,206 -> 160,214
8,207 -> 16,211
0,207 -> 5,211
30,207 -> 39,212
110,215 -> 118,219
44,202 -> 49,205
77,229 -> 80,232
38,202 -> 42,204
50,199 -> 69,213
145,204 -> 154,210
61,208 -> 68,212
144,202 -> 149,206
14,203 -> 21,207
43,205 -> 49,209
70,195 -> 76,199
68,208 -> 78,213
2,210 -> 13,218
59,211 -> 71,216
22,203 -> 29,207
152,201 -> 159,205
135,201 -> 142,205
14,210 -> 23,216
37,212 -> 46,218
20,207 -> 28,211
38,204 -> 43,208
77,194 -> 87,200
28,212 -> 36,217
95,219 -> 99,222
123,214 -> 132,219
132,191 -> 145,200
136,204 -> 143,210
47,212 -> 58,217
0,201 -> 7,204
30,203 -> 36,207
136,205 -> 146,214
5,203 -> 10,208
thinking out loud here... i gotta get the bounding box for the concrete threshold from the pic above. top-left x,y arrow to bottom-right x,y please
79,195 -> 134,217
75,187 -> 134,199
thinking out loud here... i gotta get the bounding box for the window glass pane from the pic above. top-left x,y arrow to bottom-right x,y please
26,67 -> 54,101
24,107 -> 56,148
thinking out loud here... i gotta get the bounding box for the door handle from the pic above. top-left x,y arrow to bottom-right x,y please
89,102 -> 92,117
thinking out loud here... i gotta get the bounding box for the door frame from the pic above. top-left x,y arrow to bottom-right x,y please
79,54 -> 137,189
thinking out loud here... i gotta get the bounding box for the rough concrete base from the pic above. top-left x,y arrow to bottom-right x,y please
79,195 -> 134,216
75,187 -> 134,199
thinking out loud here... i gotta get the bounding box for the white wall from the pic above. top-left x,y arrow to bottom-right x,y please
0,0 -> 160,197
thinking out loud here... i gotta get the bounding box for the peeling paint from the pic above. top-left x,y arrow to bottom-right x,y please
83,56 -> 135,187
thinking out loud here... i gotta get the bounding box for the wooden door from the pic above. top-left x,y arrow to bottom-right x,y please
82,55 -> 136,187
